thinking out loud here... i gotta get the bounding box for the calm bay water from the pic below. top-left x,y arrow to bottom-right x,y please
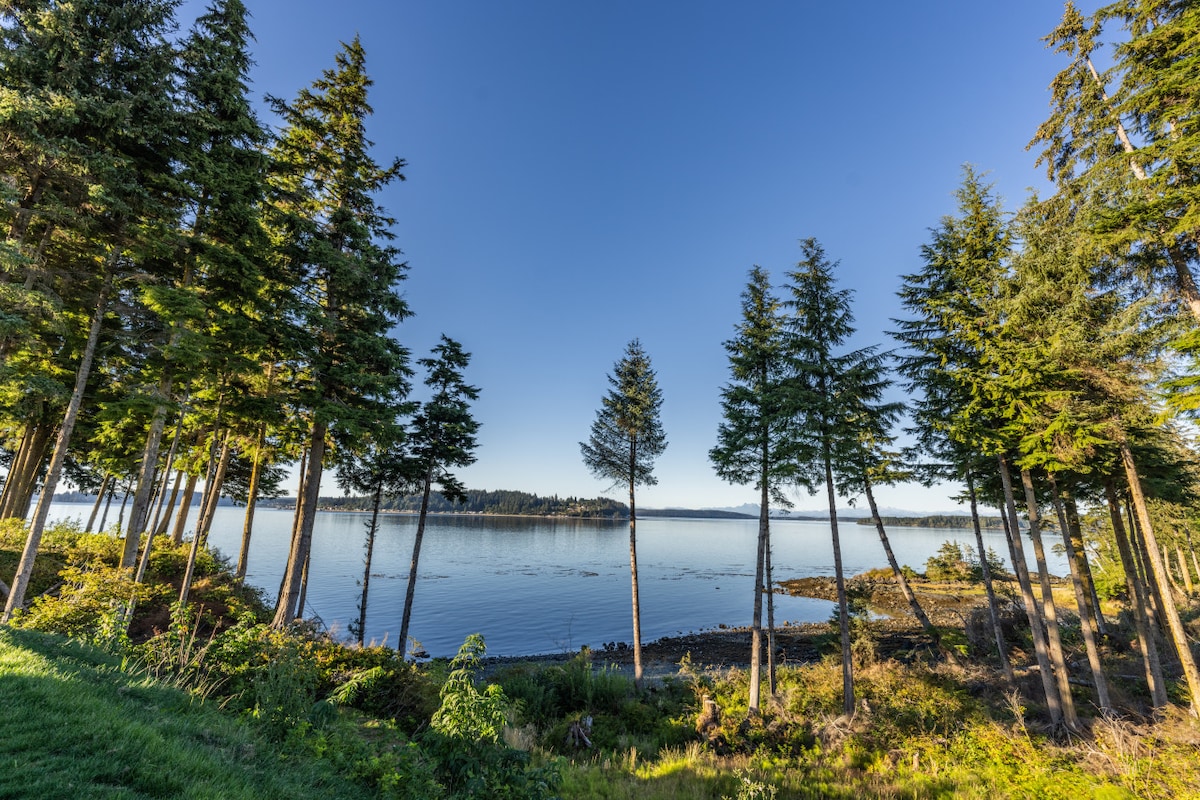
45,502 -> 1066,658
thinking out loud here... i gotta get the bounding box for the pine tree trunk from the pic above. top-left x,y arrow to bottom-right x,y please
171,472 -> 199,545
195,431 -> 233,545
85,474 -> 111,533
235,425 -> 267,583
1020,469 -> 1079,729
1177,547 -> 1194,596
866,476 -> 954,664
148,414 -> 186,539
0,424 -> 32,518
748,471 -> 768,713
1106,480 -> 1168,708
273,423 -> 326,628
1121,440 -> 1200,716
825,452 -> 854,717
115,484 -> 131,535
628,455 -> 644,689
1049,476 -> 1110,712
98,482 -> 116,532
968,472 -> 1014,681
2,264 -> 113,622
398,470 -> 434,656
765,521 -> 776,697
997,455 -> 1063,726
1065,494 -> 1107,636
122,392 -> 171,566
356,486 -> 382,647
0,420 -> 53,520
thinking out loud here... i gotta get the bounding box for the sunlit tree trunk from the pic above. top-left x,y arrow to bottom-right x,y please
1121,440 -> 1200,716
998,455 -> 1063,726
3,264 -> 113,623
85,474 -> 111,532
1106,480 -> 1167,709
1020,469 -> 1079,730
968,472 -> 1013,681
170,472 -> 200,545
1049,476 -> 1110,712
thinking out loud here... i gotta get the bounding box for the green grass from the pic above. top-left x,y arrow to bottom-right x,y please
0,627 -> 376,800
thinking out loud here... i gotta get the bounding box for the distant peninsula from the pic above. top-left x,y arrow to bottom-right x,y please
262,489 -> 750,520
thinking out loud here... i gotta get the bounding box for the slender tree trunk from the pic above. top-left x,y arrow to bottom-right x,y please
1020,469 -> 1079,730
296,549 -> 311,621
276,449 -> 308,612
825,452 -> 854,717
968,472 -> 1014,681
236,424 -> 267,583
196,431 -> 233,545
627,453 -> 644,689
1121,440 -> 1200,716
98,481 -> 116,532
398,470 -> 434,656
171,472 -> 199,545
273,424 -> 326,628
1064,493 -> 1107,636
1106,480 -> 1168,709
1176,547 -> 1194,597
148,414 -> 186,540
134,434 -> 183,588
765,521 -> 777,696
1,421 -> 53,520
356,485 -> 382,647
748,461 -> 769,714
115,483 -> 130,533
866,475 -> 955,664
1049,476 -> 1110,712
0,424 -> 33,517
121,393 -> 170,566
85,474 -> 111,533
2,264 -> 113,623
997,455 -> 1063,726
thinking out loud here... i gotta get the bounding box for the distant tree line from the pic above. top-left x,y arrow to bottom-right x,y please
855,515 -> 1007,530
272,489 -> 629,518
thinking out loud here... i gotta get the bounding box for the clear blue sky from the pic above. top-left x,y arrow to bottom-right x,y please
187,1 -> 1098,512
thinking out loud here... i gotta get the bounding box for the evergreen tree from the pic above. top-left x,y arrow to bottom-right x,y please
580,338 -> 667,687
2,0 -> 182,622
398,336 -> 480,656
783,237 -> 879,717
709,267 -> 804,712
269,38 -> 412,627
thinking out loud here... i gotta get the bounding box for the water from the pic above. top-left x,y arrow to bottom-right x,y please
43,503 -> 1065,658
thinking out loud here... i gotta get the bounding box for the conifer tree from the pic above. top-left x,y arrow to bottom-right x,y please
397,336 -> 480,656
269,38 -> 412,627
2,0 -> 182,621
783,238 -> 881,717
893,169 -> 1063,719
710,267 -> 804,713
581,339 -> 667,687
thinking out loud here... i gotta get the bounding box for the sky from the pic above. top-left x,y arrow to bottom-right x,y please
179,0 -> 1102,513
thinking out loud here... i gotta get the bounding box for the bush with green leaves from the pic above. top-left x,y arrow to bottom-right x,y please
423,634 -> 561,799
